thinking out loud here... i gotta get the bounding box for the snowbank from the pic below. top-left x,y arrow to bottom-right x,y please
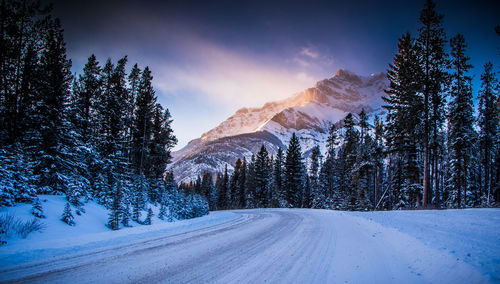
350,209 -> 500,282
0,195 -> 238,267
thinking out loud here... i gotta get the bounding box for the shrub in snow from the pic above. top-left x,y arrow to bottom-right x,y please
61,203 -> 75,226
0,231 -> 5,245
144,208 -> 153,225
0,213 -> 45,242
171,192 -> 209,220
192,195 -> 209,218
31,198 -> 45,218
0,213 -> 15,238
16,218 -> 45,238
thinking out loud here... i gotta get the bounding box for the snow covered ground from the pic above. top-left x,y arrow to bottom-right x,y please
350,209 -> 500,282
0,195 -> 236,266
0,204 -> 498,283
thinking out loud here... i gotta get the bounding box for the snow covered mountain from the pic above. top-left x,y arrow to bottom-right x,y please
169,69 -> 388,183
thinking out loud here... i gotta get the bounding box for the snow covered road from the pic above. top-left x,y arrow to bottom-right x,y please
0,209 -> 491,283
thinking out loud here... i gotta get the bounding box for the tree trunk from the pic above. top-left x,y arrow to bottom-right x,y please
423,145 -> 430,207
433,153 -> 439,206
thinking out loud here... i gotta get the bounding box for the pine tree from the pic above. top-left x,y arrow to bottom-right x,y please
132,176 -> 145,222
272,148 -> 284,207
16,42 -> 40,142
309,145 -> 322,208
218,166 -> 229,210
126,63 -> 140,164
382,33 -> 424,209
447,34 -> 474,208
284,133 -> 305,208
245,155 -> 256,208
303,175 -> 311,208
478,62 -> 499,206
159,202 -> 167,220
359,109 -> 369,144
31,198 -> 45,218
229,159 -> 242,209
213,173 -> 222,210
193,175 -> 202,196
338,113 -> 360,209
34,17 -> 74,195
72,54 -> 101,144
373,116 -> 386,209
132,67 -> 156,175
417,0 -> 449,207
254,145 -> 270,208
342,113 -> 359,171
238,157 -> 247,208
319,124 -> 340,209
164,172 -> 178,222
208,180 -> 218,211
95,57 -> 131,201
96,57 -> 128,158
326,123 -> 340,152
148,104 -> 177,198
108,184 -> 122,230
0,0 -> 51,143
309,145 -> 322,182
200,172 -> 212,201
61,202 -> 75,226
0,147 -> 37,206
266,154 -> 274,206
352,110 -> 375,210
144,207 -> 153,225
121,203 -> 131,227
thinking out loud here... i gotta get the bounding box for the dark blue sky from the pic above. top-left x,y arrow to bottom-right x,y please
49,0 -> 500,149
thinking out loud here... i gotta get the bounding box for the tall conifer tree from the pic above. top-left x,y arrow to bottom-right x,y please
254,145 -> 270,208
478,62 -> 499,205
383,33 -> 424,208
35,17 -> 73,194
447,34 -> 474,208
417,0 -> 449,207
284,133 -> 305,207
133,67 -> 156,174
272,148 -> 284,207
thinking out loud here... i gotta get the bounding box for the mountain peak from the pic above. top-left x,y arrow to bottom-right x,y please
334,69 -> 357,77
332,69 -> 363,84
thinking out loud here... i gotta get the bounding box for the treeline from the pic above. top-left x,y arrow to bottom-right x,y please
182,114 -> 385,211
0,0 -> 207,229
185,0 -> 500,211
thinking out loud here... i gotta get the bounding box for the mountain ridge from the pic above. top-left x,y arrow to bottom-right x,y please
170,69 -> 388,183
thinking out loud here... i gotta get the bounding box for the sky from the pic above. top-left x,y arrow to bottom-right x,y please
47,0 -> 499,150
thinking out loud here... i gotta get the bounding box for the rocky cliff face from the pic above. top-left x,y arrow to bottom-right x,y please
169,69 -> 388,184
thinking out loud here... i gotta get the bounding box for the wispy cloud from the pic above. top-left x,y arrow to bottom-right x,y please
291,45 -> 336,74
154,36 -> 320,110
300,47 -> 319,59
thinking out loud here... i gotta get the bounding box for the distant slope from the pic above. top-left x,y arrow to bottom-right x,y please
170,69 -> 388,183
